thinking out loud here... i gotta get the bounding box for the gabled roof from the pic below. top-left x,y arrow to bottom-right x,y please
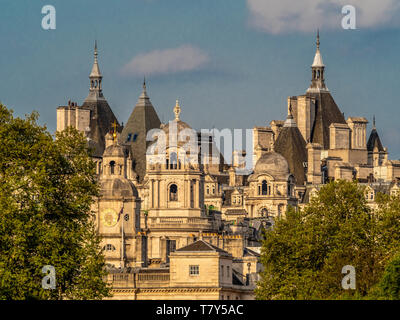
176,240 -> 229,254
274,114 -> 307,185
367,128 -> 384,152
120,82 -> 161,182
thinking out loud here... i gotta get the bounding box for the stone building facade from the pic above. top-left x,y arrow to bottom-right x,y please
56,35 -> 400,300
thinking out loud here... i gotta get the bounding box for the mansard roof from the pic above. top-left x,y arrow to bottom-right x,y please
308,91 -> 347,149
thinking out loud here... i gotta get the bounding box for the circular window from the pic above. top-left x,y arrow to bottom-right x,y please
124,214 -> 129,221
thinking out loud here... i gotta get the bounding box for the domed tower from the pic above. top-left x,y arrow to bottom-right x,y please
143,100 -> 219,264
96,127 -> 142,269
246,151 -> 297,219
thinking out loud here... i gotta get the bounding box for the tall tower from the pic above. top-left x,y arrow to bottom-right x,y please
307,30 -> 328,93
96,130 -> 141,268
305,31 -> 346,149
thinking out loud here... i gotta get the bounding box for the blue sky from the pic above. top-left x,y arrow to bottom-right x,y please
1,0 -> 400,158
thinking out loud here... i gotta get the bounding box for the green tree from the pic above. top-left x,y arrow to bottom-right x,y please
256,180 -> 387,300
0,104 -> 110,299
366,192 -> 400,299
369,252 -> 400,299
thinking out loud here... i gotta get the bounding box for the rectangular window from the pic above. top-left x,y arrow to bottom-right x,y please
189,265 -> 199,276
227,266 -> 230,278
221,265 -> 224,278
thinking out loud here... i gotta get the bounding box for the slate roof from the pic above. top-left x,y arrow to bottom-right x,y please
176,240 -> 229,254
274,115 -> 307,185
308,91 -> 346,149
120,84 -> 161,182
232,270 -> 245,285
82,97 -> 120,157
367,128 -> 384,152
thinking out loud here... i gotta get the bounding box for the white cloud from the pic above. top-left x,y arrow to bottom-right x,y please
121,45 -> 209,76
247,0 -> 400,34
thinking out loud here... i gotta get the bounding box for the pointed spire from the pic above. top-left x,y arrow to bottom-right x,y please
90,40 -> 102,78
94,40 -> 98,61
307,30 -> 328,93
312,30 -> 324,67
139,77 -> 149,100
174,99 -> 181,121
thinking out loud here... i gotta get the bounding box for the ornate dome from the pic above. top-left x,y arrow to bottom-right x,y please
100,178 -> 138,198
161,119 -> 192,134
254,152 -> 289,178
103,144 -> 125,158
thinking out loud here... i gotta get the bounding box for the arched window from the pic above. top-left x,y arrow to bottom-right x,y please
169,184 -> 178,201
170,152 -> 178,169
261,208 -> 268,217
110,161 -> 116,175
103,244 -> 116,251
262,180 -> 268,195
288,180 -> 293,196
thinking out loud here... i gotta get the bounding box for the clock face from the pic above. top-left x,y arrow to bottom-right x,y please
102,208 -> 118,227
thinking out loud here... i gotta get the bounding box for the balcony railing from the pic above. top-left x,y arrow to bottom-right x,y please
105,270 -> 170,288
146,216 -> 215,229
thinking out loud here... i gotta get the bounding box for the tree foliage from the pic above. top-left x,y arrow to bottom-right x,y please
256,180 -> 400,300
0,104 -> 110,299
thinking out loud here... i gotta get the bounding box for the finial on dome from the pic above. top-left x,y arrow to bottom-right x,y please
143,76 -> 146,91
174,99 -> 181,121
112,120 -> 118,142
316,29 -> 320,50
373,115 -> 376,129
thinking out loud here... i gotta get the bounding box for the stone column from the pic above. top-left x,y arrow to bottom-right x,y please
195,179 -> 199,208
155,180 -> 159,208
